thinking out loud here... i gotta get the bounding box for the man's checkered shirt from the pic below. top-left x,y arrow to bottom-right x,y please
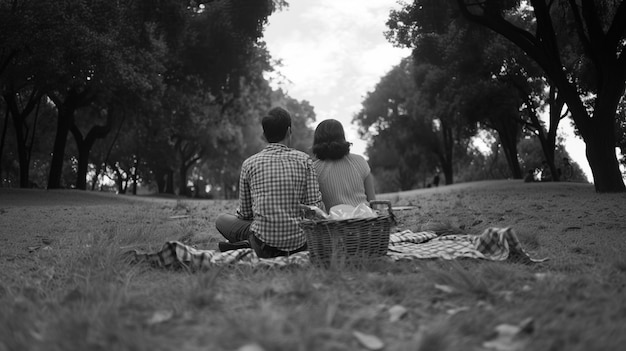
237,143 -> 324,251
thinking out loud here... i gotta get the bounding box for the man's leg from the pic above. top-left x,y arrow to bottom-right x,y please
248,233 -> 307,259
215,214 -> 251,243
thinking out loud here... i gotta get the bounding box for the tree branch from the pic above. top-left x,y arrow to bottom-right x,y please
0,50 -> 19,78
531,0 -> 561,64
579,0 -> 607,72
456,0 -> 554,78
605,1 -> 626,50
69,123 -> 84,145
85,110 -> 114,147
566,0 -> 595,62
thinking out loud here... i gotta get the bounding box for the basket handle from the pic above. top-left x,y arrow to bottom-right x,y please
369,200 -> 393,216
369,200 -> 396,225
298,204 -> 329,219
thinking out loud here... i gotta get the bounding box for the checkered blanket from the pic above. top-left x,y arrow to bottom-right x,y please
388,227 -> 547,263
130,227 -> 547,270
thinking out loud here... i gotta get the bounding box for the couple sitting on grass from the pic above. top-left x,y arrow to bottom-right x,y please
215,107 -> 376,259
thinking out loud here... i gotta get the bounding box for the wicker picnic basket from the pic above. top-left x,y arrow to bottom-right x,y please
299,200 -> 395,267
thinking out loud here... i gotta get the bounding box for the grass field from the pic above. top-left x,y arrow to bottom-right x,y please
1,180 -> 625,351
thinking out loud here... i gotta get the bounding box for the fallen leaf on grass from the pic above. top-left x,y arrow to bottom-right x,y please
169,215 -> 190,220
353,331 -> 384,350
146,310 -> 174,325
476,301 -> 494,311
483,317 -> 534,351
446,306 -> 470,315
237,343 -> 265,351
388,304 -> 408,322
497,290 -> 514,302
434,284 -> 455,294
42,267 -> 55,280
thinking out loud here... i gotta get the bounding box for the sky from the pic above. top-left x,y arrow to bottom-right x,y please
263,0 -> 594,181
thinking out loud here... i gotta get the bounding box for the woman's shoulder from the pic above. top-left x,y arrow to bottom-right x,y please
347,153 -> 370,174
315,154 -> 366,165
347,153 -> 367,163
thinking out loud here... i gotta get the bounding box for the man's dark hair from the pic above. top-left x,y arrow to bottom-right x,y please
312,119 -> 351,160
262,107 -> 292,143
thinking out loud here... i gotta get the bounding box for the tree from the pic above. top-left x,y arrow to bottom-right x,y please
47,0 -> 173,190
462,81 -> 524,178
354,58 -> 424,189
387,0 -> 558,182
154,1 -> 277,195
366,131 -> 426,192
0,0 -> 62,187
0,0 -> 291,192
617,99 -> 626,174
454,0 -> 626,192
2,89 -> 45,187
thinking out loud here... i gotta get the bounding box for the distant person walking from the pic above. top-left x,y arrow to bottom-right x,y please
312,119 -> 375,211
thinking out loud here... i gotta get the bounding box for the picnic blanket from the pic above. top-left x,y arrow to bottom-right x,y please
129,227 -> 547,270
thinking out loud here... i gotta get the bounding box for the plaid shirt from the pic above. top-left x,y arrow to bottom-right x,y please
237,143 -> 324,251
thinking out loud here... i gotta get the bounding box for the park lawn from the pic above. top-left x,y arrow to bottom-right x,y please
0,180 -> 625,351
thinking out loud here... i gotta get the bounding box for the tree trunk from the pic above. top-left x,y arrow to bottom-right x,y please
0,104 -> 9,179
48,88 -> 95,189
166,169 -> 174,194
91,161 -> 102,191
48,104 -> 74,189
155,168 -> 166,193
583,116 -> 625,192
71,107 -> 115,190
441,162 -> 453,185
495,121 -> 522,179
4,91 -> 42,188
440,124 -> 454,185
179,162 -> 190,197
501,143 -> 522,179
544,85 -> 563,181
9,110 -> 29,188
115,168 -> 126,194
71,123 -> 112,190
94,112 -> 124,191
571,78 -> 626,192
132,157 -> 139,195
155,167 -> 175,194
75,143 -> 89,190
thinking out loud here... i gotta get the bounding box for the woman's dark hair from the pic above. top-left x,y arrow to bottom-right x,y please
312,119 -> 351,160
262,107 -> 291,143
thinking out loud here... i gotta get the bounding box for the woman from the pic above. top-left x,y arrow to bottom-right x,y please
312,119 -> 375,211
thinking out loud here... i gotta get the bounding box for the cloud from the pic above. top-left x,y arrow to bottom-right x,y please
264,0 -> 411,155
264,1 -> 594,176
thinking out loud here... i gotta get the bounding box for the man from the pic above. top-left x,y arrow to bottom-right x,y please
215,107 -> 325,258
